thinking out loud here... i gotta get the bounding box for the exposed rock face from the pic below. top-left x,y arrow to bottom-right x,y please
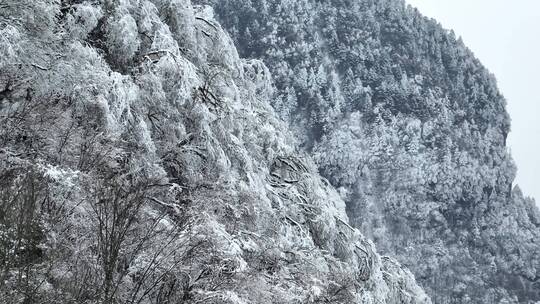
0,1 -> 430,303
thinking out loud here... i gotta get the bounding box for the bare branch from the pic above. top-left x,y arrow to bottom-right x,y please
195,17 -> 218,31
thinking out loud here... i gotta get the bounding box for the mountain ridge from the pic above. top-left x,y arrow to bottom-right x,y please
0,0 -> 430,303
197,0 -> 540,303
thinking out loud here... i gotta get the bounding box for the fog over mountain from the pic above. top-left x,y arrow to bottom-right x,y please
0,1 -> 538,304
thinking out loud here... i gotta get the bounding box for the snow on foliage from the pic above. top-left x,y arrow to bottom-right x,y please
0,0 -> 430,303
202,0 -> 540,302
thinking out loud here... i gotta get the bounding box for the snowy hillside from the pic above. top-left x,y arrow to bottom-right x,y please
0,1 -> 430,303
198,0 -> 540,303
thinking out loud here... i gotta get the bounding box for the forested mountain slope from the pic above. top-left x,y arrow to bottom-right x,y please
0,0 -> 431,303
197,0 -> 540,303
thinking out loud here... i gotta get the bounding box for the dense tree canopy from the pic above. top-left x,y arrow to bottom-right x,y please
0,1 -> 431,303
198,0 -> 540,303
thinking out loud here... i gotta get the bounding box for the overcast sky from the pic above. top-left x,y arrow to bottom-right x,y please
406,0 -> 540,204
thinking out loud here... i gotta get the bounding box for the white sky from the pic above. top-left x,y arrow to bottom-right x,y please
406,0 -> 540,204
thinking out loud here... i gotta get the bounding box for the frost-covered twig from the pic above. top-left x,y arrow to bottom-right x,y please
285,215 -> 304,232
241,230 -> 262,238
335,216 -> 355,232
200,30 -> 212,38
195,17 -> 218,31
30,63 -> 48,70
